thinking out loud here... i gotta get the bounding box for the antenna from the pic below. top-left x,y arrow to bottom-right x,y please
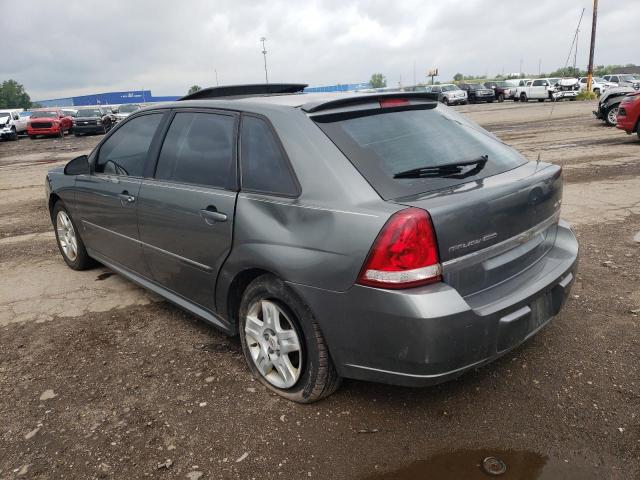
260,37 -> 269,84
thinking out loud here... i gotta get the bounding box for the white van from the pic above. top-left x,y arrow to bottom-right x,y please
0,109 -> 28,140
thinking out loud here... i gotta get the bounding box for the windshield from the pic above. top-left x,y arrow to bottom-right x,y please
467,84 -> 482,90
493,81 -> 509,87
441,85 -> 458,91
31,111 -> 58,118
315,106 -> 526,199
619,75 -> 638,82
118,104 -> 140,113
20,111 -> 31,117
594,77 -> 607,83
548,78 -> 560,84
77,109 -> 102,117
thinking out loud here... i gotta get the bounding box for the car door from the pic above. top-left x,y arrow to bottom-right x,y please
74,111 -> 166,274
530,79 -> 547,98
137,109 -> 238,311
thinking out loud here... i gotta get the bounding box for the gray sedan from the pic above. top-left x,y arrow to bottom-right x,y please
46,85 -> 578,403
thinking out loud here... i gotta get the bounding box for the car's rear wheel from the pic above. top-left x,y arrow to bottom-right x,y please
520,93 -> 527,102
605,105 -> 619,126
238,274 -> 341,403
498,93 -> 504,102
52,201 -> 94,270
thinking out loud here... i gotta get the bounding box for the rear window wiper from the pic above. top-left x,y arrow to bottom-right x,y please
393,155 -> 488,179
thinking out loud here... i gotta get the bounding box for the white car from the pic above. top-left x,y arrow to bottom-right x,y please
0,109 -> 28,141
603,74 -> 640,90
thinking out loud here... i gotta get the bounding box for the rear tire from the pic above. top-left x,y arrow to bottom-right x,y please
238,274 -> 341,403
52,201 -> 95,271
520,93 -> 527,102
498,93 -> 504,102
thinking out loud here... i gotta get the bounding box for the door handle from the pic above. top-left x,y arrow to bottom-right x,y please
200,206 -> 227,224
118,191 -> 136,205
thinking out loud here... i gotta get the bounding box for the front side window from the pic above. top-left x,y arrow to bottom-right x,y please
95,113 -> 163,177
155,112 -> 236,189
240,116 -> 298,196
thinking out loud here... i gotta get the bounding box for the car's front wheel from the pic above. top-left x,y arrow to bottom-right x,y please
52,201 -> 94,270
239,274 -> 341,403
605,105 -> 619,126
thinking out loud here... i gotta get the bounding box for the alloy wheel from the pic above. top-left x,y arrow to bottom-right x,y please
607,107 -> 618,126
56,210 -> 78,261
244,299 -> 302,389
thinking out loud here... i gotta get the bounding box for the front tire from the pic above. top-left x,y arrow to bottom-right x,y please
52,201 -> 95,270
239,274 -> 341,403
520,93 -> 527,102
605,105 -> 619,126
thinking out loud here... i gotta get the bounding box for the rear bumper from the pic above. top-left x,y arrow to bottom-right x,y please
288,220 -> 578,387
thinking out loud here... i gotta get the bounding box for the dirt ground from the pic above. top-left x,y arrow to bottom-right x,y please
0,101 -> 639,480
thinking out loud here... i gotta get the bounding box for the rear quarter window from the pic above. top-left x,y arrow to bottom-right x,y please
314,106 -> 527,199
240,115 -> 299,197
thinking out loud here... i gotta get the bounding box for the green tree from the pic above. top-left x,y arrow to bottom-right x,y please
0,80 -> 31,109
187,85 -> 202,95
369,73 -> 387,89
453,73 -> 464,81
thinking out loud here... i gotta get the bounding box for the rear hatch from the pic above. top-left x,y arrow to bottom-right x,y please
312,97 -> 562,297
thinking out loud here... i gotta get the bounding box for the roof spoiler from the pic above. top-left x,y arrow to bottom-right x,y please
179,83 -> 308,101
301,92 -> 439,113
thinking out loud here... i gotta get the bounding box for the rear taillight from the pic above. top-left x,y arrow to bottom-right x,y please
358,208 -> 442,289
379,98 -> 409,108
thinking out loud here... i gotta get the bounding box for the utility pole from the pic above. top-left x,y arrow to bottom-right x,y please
413,60 -> 416,86
215,69 -> 219,86
538,59 -> 541,77
587,0 -> 598,92
260,37 -> 269,84
519,58 -> 523,77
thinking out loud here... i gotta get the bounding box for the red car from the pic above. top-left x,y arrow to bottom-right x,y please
28,109 -> 73,139
616,92 -> 640,139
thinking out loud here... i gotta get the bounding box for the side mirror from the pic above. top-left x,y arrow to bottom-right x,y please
64,155 -> 90,175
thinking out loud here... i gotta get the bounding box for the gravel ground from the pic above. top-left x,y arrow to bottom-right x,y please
0,100 -> 638,479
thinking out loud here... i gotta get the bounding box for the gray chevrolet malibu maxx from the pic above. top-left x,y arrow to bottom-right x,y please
46,84 -> 578,403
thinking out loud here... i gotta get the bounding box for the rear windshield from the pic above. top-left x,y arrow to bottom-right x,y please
119,104 -> 140,113
77,109 -> 102,117
315,106 -> 527,199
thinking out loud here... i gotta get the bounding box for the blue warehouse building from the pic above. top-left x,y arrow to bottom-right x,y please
36,90 -> 180,108
36,83 -> 371,108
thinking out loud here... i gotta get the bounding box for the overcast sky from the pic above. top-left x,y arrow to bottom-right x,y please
2,0 -> 638,100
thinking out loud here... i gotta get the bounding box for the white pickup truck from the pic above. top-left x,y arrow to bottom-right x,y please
515,78 -> 578,102
0,109 -> 28,141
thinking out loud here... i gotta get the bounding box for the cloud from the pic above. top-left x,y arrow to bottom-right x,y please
1,0 -> 638,100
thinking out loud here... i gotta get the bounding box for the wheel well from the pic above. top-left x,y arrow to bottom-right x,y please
48,193 -> 61,222
226,268 -> 271,334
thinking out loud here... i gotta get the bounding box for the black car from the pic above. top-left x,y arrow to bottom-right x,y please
484,81 -> 515,102
459,83 -> 495,103
73,107 -> 114,136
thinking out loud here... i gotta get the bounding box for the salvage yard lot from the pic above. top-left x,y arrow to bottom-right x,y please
1,100 -> 638,479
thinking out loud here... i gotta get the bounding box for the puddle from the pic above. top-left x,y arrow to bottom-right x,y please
362,449 -> 603,480
95,272 -> 115,281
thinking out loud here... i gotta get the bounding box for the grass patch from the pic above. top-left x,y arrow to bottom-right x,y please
576,91 -> 597,101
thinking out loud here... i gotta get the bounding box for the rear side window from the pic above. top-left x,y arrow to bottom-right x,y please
155,112 -> 236,190
96,113 -> 163,177
240,115 -> 298,196
315,106 -> 527,199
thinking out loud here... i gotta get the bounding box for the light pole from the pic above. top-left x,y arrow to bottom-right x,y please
261,37 -> 269,84
215,69 -> 219,86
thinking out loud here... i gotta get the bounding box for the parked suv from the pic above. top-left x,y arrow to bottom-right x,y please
603,74 -> 640,90
46,85 -> 578,403
484,81 -> 515,102
28,109 -> 73,138
73,107 -> 114,136
594,86 -> 637,126
425,84 -> 467,105
114,103 -> 143,122
458,83 -> 495,103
